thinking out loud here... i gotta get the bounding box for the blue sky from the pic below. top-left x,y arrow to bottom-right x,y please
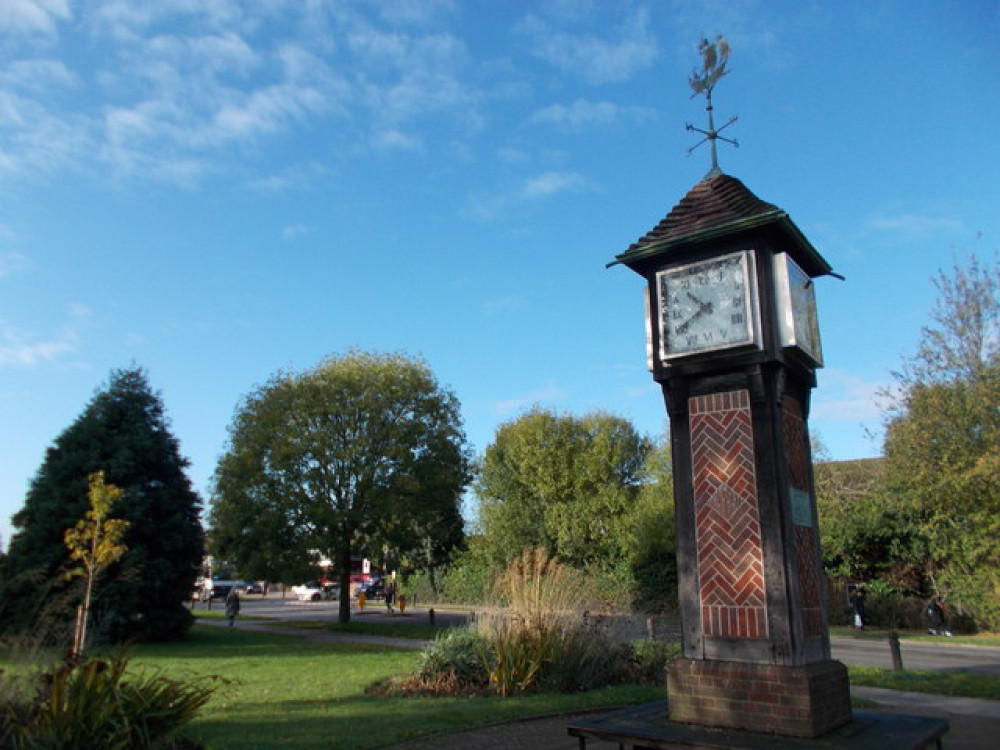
1,1 -> 998,545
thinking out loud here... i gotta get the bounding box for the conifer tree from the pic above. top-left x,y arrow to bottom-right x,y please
1,366 -> 204,643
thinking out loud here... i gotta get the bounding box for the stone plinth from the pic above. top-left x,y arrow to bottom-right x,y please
667,658 -> 851,738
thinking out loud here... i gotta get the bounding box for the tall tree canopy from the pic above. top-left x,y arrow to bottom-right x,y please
1,366 -> 205,643
881,254 -> 1000,627
209,350 -> 470,621
475,408 -> 653,570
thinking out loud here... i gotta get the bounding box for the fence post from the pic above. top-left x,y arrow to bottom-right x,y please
888,630 -> 904,671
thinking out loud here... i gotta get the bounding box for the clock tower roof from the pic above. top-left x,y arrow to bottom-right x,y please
609,172 -> 834,278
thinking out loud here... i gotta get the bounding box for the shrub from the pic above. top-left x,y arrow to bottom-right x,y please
0,650 -> 222,749
416,627 -> 492,691
626,639 -> 682,685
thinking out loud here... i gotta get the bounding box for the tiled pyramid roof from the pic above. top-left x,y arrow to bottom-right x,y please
625,172 -> 781,256
610,172 -> 833,277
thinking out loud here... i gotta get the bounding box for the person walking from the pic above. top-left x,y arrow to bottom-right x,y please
925,596 -> 952,636
849,584 -> 866,629
225,588 -> 241,627
385,580 -> 396,615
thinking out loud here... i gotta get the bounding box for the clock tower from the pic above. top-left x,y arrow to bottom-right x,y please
610,172 -> 852,737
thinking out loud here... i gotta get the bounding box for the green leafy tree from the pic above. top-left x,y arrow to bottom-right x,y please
630,435 -> 677,612
209,350 -> 470,621
64,472 -> 130,657
880,254 -> 1000,627
1,366 -> 205,643
475,408 -> 652,570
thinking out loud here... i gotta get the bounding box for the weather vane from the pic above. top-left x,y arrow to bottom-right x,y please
686,35 -> 738,177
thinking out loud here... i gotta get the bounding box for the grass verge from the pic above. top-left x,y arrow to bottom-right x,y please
94,625 -> 658,749
4,625 -> 997,750
830,626 -> 1000,647
848,665 -> 1000,700
282,619 -> 443,641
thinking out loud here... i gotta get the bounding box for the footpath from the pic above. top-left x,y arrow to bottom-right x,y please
198,617 -> 1000,749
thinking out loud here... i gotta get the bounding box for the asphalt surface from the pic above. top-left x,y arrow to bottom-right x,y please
201,597 -> 1000,749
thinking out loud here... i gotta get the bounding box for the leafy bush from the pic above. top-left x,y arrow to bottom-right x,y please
0,650 -> 222,749
626,639 -> 682,685
416,627 -> 492,690
409,550 -> 685,698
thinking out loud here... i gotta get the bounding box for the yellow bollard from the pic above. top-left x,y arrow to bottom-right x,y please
358,591 -> 366,610
399,594 -> 407,613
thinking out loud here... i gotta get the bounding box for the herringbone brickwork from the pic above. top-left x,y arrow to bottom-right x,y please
690,390 -> 767,639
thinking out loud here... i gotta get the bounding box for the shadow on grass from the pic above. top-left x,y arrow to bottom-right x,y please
190,686 -> 662,750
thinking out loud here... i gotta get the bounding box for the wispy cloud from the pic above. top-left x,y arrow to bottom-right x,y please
281,223 -> 309,241
491,384 -> 566,416
517,7 -> 659,84
811,368 -> 887,424
522,170 -> 587,198
481,296 -> 527,314
0,2 -> 482,187
866,213 -> 964,238
466,170 -> 590,220
532,98 -> 623,131
0,252 -> 30,279
0,318 -> 77,367
0,0 -> 70,40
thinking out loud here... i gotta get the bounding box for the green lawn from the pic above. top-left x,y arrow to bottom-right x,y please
127,625 -> 660,749
5,624 -> 999,750
830,626 -> 1000,648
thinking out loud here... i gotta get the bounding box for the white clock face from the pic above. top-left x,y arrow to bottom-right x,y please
774,252 -> 823,366
657,251 -> 758,359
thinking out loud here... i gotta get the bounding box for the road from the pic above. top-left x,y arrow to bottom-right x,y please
831,634 -> 1000,674
223,596 -> 1000,674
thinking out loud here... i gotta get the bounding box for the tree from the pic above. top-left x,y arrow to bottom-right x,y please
64,472 -> 130,656
880,254 -> 1000,627
1,366 -> 205,643
209,350 -> 470,622
630,435 -> 677,612
475,408 -> 652,570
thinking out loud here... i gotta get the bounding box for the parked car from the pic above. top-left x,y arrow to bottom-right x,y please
244,581 -> 264,595
354,578 -> 386,600
291,581 -> 339,602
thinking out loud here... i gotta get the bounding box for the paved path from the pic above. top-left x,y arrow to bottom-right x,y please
199,615 -> 1000,749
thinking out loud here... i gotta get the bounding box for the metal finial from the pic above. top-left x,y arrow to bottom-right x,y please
685,35 -> 738,178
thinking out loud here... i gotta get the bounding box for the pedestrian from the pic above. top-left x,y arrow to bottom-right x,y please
848,584 -> 866,629
385,580 -> 396,615
925,596 -> 952,636
225,588 -> 241,627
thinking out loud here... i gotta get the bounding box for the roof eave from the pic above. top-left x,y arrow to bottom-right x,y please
608,210 -> 833,278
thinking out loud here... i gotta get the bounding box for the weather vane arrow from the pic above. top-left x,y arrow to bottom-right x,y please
686,35 -> 738,177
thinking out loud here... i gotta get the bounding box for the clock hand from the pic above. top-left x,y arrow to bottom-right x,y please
677,293 -> 714,333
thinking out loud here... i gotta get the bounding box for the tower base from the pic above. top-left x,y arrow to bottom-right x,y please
667,658 -> 851,738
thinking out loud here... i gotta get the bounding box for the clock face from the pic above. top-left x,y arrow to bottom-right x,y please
774,252 -> 823,366
657,251 -> 758,359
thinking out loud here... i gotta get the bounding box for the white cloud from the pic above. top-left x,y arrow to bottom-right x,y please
0,319 -> 77,367
0,3 -> 488,187
532,98 -> 621,130
491,384 -> 566,416
0,252 -> 29,278
522,170 -> 587,198
481,296 -> 527,314
517,7 -> 659,84
866,213 -> 964,238
371,128 -> 421,152
811,368 -> 887,424
281,223 -> 308,240
0,0 -> 70,41
464,170 -> 590,220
